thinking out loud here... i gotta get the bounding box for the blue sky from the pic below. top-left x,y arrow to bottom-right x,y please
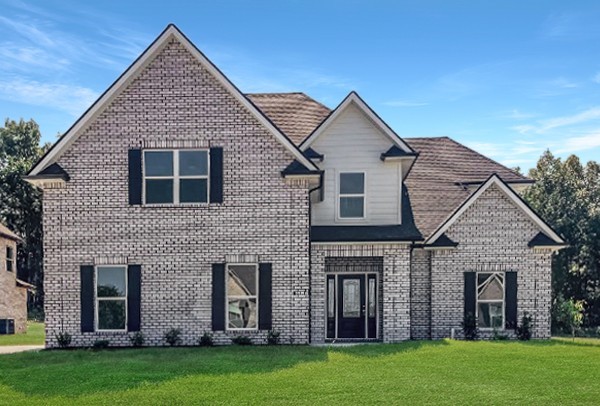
1,0 -> 600,170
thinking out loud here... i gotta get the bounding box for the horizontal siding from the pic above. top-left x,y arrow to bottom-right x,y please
311,103 -> 401,225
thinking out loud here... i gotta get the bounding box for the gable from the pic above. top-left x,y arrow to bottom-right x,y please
26,24 -> 316,179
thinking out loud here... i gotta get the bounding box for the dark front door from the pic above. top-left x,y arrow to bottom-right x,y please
337,275 -> 366,338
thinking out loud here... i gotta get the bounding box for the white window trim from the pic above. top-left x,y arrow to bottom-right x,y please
476,272 -> 505,331
226,263 -> 259,332
95,265 -> 128,333
336,171 -> 367,221
142,149 -> 210,205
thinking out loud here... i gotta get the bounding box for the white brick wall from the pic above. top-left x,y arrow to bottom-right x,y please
43,38 -> 312,347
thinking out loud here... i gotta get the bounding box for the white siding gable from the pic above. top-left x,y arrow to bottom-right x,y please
311,102 -> 402,225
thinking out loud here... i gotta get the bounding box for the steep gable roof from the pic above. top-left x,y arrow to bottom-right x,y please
246,93 -> 330,146
0,223 -> 21,242
404,136 -> 532,237
425,174 -> 565,246
27,24 -> 317,178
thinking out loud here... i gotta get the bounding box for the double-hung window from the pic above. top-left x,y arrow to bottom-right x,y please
476,272 -> 504,328
96,266 -> 127,331
6,246 -> 14,272
339,172 -> 365,218
143,150 -> 209,204
227,264 -> 258,330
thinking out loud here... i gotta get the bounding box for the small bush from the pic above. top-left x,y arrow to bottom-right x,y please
516,314 -> 532,341
267,330 -> 281,345
130,331 -> 145,347
231,335 -> 252,345
165,328 -> 182,346
461,313 -> 479,341
55,331 -> 72,348
492,328 -> 509,341
198,332 -> 214,347
92,339 -> 110,350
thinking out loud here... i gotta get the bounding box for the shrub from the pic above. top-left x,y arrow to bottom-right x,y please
130,331 -> 145,347
165,328 -> 182,346
516,314 -> 532,341
231,335 -> 252,345
267,330 -> 281,345
55,331 -> 72,348
92,339 -> 110,350
198,332 -> 214,347
461,313 -> 479,341
492,328 -> 509,340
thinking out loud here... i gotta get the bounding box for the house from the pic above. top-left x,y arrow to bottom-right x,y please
0,223 -> 29,334
25,25 -> 566,347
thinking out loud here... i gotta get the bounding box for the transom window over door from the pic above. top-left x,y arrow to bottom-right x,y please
477,272 -> 505,328
143,150 -> 209,204
339,172 -> 365,218
227,264 -> 258,330
96,266 -> 127,331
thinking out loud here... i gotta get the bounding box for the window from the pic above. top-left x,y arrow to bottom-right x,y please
96,266 -> 127,331
6,246 -> 14,272
227,264 -> 258,330
143,150 -> 209,204
339,172 -> 365,218
477,272 -> 504,328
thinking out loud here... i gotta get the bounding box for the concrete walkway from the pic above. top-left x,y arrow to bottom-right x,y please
0,345 -> 44,355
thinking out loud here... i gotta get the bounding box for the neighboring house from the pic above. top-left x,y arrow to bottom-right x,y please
25,25 -> 566,348
0,223 -> 29,334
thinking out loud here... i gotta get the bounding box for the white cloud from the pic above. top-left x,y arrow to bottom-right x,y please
593,72 -> 600,84
555,131 -> 600,154
0,77 -> 98,116
512,107 -> 600,135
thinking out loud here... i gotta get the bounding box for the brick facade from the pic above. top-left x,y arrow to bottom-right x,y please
0,237 -> 27,333
43,39 -> 312,347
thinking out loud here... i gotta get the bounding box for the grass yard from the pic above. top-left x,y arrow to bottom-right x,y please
0,339 -> 599,405
0,322 -> 44,346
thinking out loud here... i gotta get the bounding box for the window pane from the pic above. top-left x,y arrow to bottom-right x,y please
228,265 -> 257,296
228,298 -> 257,329
97,267 -> 126,297
340,196 -> 364,218
478,302 -> 503,328
327,278 -> 335,318
180,179 -> 208,203
340,173 -> 364,194
144,151 -> 173,176
368,278 -> 376,318
145,179 -> 173,204
478,273 -> 504,300
98,300 -> 126,330
179,151 -> 208,176
342,279 -> 361,318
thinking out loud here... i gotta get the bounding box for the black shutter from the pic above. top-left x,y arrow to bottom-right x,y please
505,272 -> 518,329
128,149 -> 142,205
80,265 -> 95,333
212,264 -> 226,331
210,147 -> 223,203
464,272 -> 476,318
127,265 -> 142,332
259,263 -> 272,330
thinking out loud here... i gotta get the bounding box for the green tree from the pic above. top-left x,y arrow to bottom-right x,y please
556,297 -> 586,340
524,151 -> 600,330
0,118 -> 49,314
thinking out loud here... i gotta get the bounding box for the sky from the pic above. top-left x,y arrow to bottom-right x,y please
1,0 -> 600,171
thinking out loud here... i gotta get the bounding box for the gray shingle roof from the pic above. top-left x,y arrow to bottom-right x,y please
246,93 -> 331,146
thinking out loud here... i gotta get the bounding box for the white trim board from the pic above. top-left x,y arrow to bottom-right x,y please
425,174 -> 565,245
299,91 -> 415,154
28,24 -> 317,177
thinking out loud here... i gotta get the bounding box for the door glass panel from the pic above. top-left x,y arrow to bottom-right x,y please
343,279 -> 361,318
327,278 -> 335,318
368,278 -> 376,318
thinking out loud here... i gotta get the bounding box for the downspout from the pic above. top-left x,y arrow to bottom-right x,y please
307,173 -> 323,344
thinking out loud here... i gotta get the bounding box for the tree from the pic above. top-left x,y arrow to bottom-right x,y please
0,118 -> 49,315
524,151 -> 600,330
556,297 -> 586,340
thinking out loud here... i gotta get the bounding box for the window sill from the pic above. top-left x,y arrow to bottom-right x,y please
138,203 -> 216,208
95,330 -> 129,335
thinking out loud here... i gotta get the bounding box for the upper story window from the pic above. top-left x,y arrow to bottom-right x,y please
143,150 -> 209,204
227,264 -> 258,330
6,246 -> 14,272
477,272 -> 504,329
96,266 -> 127,331
339,172 -> 365,218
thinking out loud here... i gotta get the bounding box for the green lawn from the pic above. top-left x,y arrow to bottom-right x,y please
0,339 -> 598,405
0,322 -> 44,346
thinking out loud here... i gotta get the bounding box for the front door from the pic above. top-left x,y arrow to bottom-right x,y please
327,273 -> 378,340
